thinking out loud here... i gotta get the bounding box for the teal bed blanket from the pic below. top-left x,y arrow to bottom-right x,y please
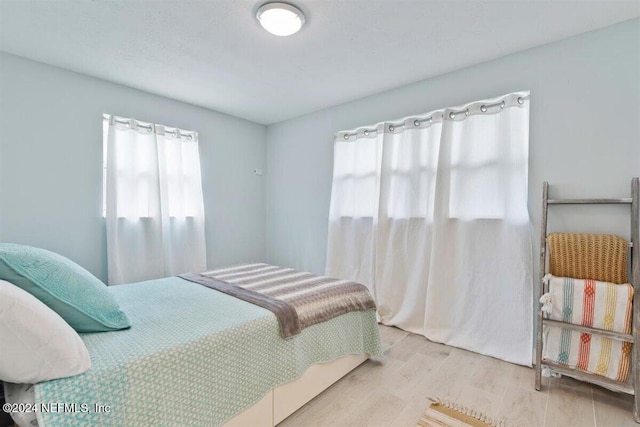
34,277 -> 381,426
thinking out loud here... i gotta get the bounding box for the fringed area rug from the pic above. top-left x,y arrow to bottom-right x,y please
418,398 -> 508,427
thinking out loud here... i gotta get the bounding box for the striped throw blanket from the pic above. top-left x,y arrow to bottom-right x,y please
542,274 -> 633,382
181,263 -> 376,338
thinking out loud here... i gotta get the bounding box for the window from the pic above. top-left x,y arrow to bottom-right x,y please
330,137 -> 379,218
448,109 -> 529,220
382,126 -> 440,219
330,125 -> 441,220
102,114 -> 202,219
329,100 -> 529,222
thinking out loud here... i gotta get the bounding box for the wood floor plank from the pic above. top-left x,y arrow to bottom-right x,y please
592,391 -> 637,427
545,382 -> 595,427
386,353 -> 446,400
509,364 -> 537,391
278,391 -> 358,427
591,384 -> 636,426
456,384 -> 504,420
498,384 -> 548,427
388,394 -> 434,427
379,324 -> 409,350
334,388 -> 408,427
384,333 -> 428,362
326,357 -> 405,403
418,339 -> 452,360
550,374 -> 594,394
467,356 -> 515,397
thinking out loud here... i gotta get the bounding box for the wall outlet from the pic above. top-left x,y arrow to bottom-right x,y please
253,168 -> 264,176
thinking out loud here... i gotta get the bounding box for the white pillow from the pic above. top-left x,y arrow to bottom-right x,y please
0,279 -> 91,383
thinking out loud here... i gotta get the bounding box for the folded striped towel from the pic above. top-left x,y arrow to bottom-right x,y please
542,274 -> 633,333
541,275 -> 633,382
543,327 -> 632,381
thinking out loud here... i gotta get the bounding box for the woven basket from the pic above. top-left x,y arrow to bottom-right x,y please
547,233 -> 629,284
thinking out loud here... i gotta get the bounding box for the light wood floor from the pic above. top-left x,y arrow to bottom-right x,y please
279,325 -> 637,427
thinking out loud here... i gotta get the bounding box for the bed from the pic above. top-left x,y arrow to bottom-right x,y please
3,267 -> 381,427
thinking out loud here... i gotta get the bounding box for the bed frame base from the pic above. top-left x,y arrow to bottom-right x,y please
223,353 -> 369,427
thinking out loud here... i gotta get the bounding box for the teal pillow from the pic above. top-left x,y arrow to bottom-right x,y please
0,243 -> 130,332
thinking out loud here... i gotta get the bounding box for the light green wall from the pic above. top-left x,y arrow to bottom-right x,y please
0,52 -> 267,282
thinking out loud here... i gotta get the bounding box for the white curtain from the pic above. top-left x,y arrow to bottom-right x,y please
326,92 -> 533,365
104,115 -> 207,285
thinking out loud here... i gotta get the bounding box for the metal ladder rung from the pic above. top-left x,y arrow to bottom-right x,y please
542,360 -> 634,394
547,198 -> 632,205
542,318 -> 634,342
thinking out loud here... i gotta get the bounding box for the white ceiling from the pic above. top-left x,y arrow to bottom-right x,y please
1,1 -> 638,125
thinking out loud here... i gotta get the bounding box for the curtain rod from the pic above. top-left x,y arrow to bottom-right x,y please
341,94 -> 528,141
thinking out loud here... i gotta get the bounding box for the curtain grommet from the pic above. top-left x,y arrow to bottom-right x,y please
364,130 -> 369,136
518,97 -> 524,105
389,125 -> 395,131
413,120 -> 420,127
480,105 -> 487,112
344,134 -> 349,140
500,101 -> 505,109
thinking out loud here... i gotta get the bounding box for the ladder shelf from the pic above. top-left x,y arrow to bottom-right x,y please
534,177 -> 640,423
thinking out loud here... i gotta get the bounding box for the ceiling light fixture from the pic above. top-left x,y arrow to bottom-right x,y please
256,2 -> 306,37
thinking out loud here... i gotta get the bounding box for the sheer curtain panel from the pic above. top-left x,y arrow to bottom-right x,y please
326,92 -> 533,365
104,115 -> 207,285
